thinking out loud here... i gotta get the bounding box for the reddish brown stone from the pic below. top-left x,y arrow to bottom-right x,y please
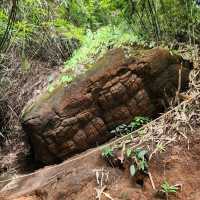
77,110 -> 93,125
21,48 -> 192,164
104,105 -> 132,127
61,117 -> 78,127
92,118 -> 107,135
73,130 -> 88,148
84,121 -> 100,144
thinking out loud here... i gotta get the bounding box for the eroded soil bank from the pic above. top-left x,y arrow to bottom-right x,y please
1,132 -> 200,200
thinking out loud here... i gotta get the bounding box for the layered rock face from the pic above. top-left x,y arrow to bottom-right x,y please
21,48 -> 192,164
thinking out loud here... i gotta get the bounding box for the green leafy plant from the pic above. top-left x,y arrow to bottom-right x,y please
101,147 -> 114,158
161,180 -> 178,199
128,148 -> 149,177
156,143 -> 166,153
64,23 -> 141,72
110,116 -> 151,136
110,123 -> 131,136
130,116 -> 151,130
60,75 -> 74,84
135,149 -> 148,171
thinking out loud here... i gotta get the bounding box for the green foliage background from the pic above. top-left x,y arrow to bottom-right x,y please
0,0 -> 200,73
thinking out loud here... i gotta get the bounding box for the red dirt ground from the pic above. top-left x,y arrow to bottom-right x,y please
1,134 -> 200,200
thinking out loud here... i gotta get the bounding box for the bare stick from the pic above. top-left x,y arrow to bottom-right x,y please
148,171 -> 156,190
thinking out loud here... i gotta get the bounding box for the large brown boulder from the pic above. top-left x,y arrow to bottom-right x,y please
21,48 -> 191,164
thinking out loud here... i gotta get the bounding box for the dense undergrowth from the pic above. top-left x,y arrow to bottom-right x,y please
1,0 -> 200,63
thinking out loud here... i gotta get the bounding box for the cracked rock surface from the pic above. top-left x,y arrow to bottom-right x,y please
21,47 -> 191,164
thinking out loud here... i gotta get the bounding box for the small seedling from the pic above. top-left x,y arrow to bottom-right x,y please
128,148 -> 149,177
130,116 -> 151,130
101,147 -> 125,168
156,143 -> 166,153
110,124 -> 130,136
160,180 -> 178,199
101,146 -> 149,178
101,147 -> 113,158
60,75 -> 73,84
134,148 -> 148,172
109,116 -> 151,136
